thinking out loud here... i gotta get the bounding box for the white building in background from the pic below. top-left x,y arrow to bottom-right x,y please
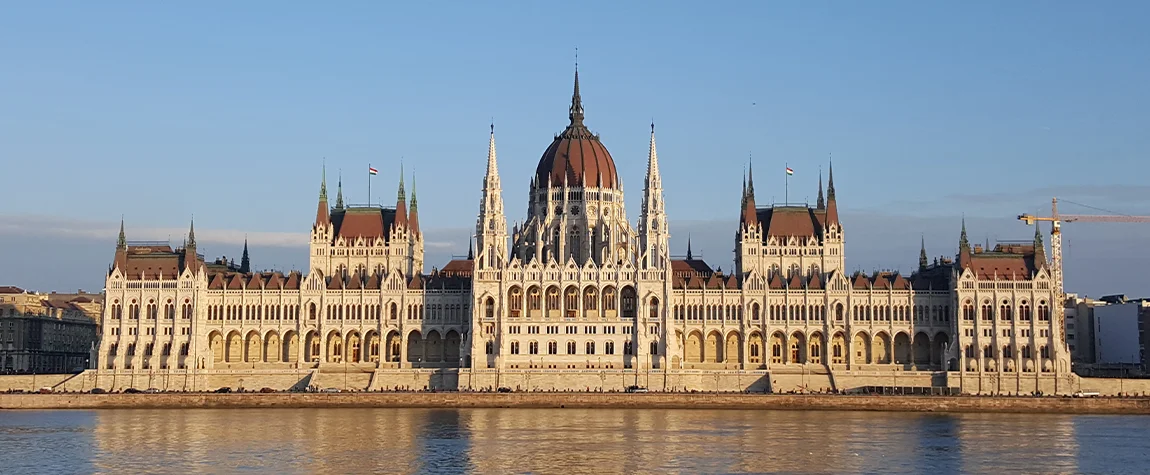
1093,300 -> 1149,366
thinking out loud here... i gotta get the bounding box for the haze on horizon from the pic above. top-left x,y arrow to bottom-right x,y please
2,2 -> 1148,298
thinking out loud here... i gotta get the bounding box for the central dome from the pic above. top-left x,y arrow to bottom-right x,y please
534,70 -> 619,189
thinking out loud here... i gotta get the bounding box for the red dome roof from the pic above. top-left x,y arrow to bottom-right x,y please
534,70 -> 619,189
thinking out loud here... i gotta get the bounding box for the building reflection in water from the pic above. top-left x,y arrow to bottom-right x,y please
957,413 -> 1078,474
80,407 -> 1150,474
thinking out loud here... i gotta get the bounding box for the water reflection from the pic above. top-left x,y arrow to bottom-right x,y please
2,408 -> 1147,473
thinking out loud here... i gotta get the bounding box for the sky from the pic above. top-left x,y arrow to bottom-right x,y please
2,2 -> 1149,297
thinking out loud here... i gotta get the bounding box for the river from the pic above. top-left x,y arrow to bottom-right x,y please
0,408 -> 1146,474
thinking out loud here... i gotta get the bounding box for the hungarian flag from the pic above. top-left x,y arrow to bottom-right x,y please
786,167 -> 794,175
368,167 -> 378,175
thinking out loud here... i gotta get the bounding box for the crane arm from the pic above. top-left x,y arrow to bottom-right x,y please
1017,213 -> 1150,224
1060,214 -> 1150,223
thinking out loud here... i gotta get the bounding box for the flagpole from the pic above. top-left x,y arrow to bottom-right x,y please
368,162 -> 372,206
785,161 -> 789,205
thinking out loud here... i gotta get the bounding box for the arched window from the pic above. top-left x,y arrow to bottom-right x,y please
620,287 -> 637,318
485,297 -> 495,319
528,287 -> 542,311
565,287 -> 579,318
602,287 -> 617,311
529,341 -> 539,355
389,303 -> 398,320
485,341 -> 494,354
567,341 -> 576,354
649,341 -> 658,355
981,302 -> 993,321
605,341 -> 615,355
586,341 -> 596,355
1038,301 -> 1050,321
1019,301 -> 1032,321
546,287 -> 560,311
510,341 -> 520,354
1000,300 -> 1012,321
649,297 -> 659,319
963,301 -> 975,321
508,287 -> 523,317
752,303 -> 760,321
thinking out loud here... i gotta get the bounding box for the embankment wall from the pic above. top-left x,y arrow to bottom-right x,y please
2,392 -> 1149,415
5,369 -> 1150,397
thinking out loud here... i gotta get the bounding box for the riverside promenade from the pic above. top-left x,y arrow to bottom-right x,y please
3,392 -> 1150,415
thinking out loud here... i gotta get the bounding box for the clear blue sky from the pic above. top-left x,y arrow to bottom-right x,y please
2,2 -> 1149,295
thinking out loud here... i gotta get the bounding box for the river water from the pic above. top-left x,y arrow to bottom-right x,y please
0,408 -> 1147,474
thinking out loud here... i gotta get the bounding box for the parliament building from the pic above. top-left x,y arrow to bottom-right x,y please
96,70 -> 1074,394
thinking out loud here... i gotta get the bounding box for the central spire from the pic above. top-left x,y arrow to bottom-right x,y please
569,56 -> 584,126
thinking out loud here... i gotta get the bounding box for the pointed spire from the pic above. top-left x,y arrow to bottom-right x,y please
645,121 -> 660,188
240,238 -> 250,273
686,234 -> 693,260
486,122 -> 499,181
319,161 -> 328,201
409,173 -> 420,237
315,163 -> 330,225
816,167 -> 825,209
824,159 -> 840,225
187,218 -> 196,248
742,155 -> 758,226
826,159 -> 836,200
117,217 -> 126,248
741,168 -> 747,210
569,55 -> 584,126
467,236 -> 474,260
919,235 -> 928,271
394,164 -> 408,229
746,156 -> 756,198
335,171 -> 345,209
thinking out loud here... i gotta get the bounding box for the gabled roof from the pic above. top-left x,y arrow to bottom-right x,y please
330,206 -> 398,241
284,272 -> 301,290
962,242 -> 1042,280
227,274 -> 245,290
768,273 -> 786,289
440,259 -> 473,278
245,274 -> 262,290
757,206 -> 823,239
808,272 -> 823,290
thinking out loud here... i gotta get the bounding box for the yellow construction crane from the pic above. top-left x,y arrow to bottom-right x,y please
1018,197 -> 1150,354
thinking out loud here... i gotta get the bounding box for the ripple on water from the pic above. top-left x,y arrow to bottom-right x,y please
0,408 -> 1147,474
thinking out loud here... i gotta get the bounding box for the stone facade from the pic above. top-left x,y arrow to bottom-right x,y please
0,287 -> 100,373
94,70 -> 1073,393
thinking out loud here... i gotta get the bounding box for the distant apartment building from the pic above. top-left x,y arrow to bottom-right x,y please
1090,296 -> 1149,371
1064,294 -> 1106,364
0,286 -> 101,373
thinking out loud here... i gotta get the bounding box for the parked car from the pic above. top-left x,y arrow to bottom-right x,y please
38,387 -> 53,394
625,386 -> 648,393
123,388 -> 143,394
144,388 -> 162,394
320,387 -> 341,393
214,387 -> 233,393
497,387 -> 512,393
89,388 -> 108,394
259,387 -> 276,393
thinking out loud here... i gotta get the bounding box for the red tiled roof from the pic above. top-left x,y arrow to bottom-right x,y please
757,206 -> 822,239
337,209 -> 385,239
284,272 -> 301,290
0,286 -> 25,294
440,259 -> 474,278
